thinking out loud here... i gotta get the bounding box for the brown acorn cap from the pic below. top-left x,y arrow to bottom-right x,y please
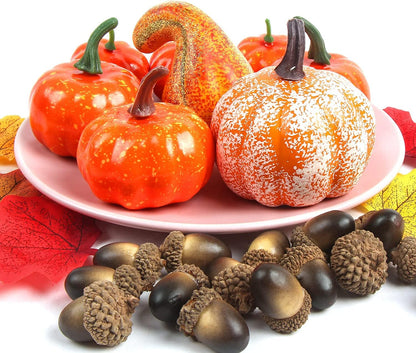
174,263 -> 211,288
290,226 -> 317,248
113,264 -> 144,298
279,244 -> 326,276
242,249 -> 280,268
330,230 -> 388,295
134,242 -> 165,290
177,287 -> 222,337
211,263 -> 255,315
391,236 -> 416,284
263,289 -> 312,334
83,280 -> 139,346
160,230 -> 186,272
355,210 -> 377,229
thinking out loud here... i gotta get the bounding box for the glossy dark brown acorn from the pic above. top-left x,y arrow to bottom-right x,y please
303,210 -> 355,253
58,297 -> 92,343
358,209 -> 404,253
193,299 -> 249,353
296,259 -> 337,311
250,263 -> 305,319
64,265 -> 115,299
181,233 -> 232,271
206,256 -> 241,281
149,271 -> 198,322
93,242 -> 140,268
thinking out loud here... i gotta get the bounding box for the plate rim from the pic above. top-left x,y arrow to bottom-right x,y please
14,107 -> 405,234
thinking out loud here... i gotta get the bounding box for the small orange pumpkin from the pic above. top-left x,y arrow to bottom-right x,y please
211,19 -> 376,207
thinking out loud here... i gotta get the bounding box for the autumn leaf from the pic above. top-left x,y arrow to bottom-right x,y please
360,169 -> 416,238
0,115 -> 25,164
0,169 -> 42,199
384,107 -> 416,158
0,195 -> 101,283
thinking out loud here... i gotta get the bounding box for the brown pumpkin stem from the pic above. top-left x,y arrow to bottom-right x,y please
128,66 -> 169,118
274,18 -> 305,81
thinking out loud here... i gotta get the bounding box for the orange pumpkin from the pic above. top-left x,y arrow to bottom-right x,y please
211,19 -> 376,207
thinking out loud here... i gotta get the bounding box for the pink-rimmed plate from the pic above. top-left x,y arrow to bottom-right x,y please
15,107 -> 404,234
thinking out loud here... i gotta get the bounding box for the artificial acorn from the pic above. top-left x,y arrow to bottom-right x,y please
242,230 -> 290,267
356,208 -> 404,255
296,210 -> 356,254
330,230 -> 388,295
160,231 -> 231,272
58,280 -> 139,346
250,263 -> 312,333
94,242 -> 164,290
209,257 -> 255,315
391,236 -> 416,283
177,287 -> 250,353
65,265 -> 115,299
279,244 -> 337,310
149,264 -> 209,323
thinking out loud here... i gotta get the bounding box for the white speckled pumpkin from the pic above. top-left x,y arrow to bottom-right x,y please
210,19 -> 375,207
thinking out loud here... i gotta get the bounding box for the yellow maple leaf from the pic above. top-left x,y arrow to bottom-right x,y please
360,169 -> 416,238
0,115 -> 25,164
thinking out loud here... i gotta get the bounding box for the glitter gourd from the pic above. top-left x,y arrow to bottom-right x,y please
132,1 -> 253,126
211,18 -> 375,207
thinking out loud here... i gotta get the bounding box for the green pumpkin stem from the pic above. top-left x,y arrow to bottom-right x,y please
263,19 -> 274,44
105,30 -> 116,51
295,16 -> 331,65
274,18 -> 305,81
128,66 -> 169,118
74,18 -> 118,74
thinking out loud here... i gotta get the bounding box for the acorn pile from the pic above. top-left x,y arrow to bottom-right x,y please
58,208 -> 415,353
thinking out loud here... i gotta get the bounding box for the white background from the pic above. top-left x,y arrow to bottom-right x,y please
0,1 -> 415,353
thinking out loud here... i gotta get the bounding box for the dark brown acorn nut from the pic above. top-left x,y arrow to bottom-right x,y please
206,256 -> 241,282
302,210 -> 356,254
242,230 -> 290,267
160,231 -> 231,272
65,265 -> 115,300
279,245 -> 337,311
93,242 -> 140,268
149,271 -> 198,323
250,263 -> 311,333
177,287 -> 249,353
210,259 -> 255,315
391,236 -> 416,283
330,230 -> 388,295
58,280 -> 139,346
356,209 -> 404,254
148,264 -> 209,323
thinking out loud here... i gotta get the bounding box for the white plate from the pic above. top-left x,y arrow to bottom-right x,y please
15,106 -> 405,234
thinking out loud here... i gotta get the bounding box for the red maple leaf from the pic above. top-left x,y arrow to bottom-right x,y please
0,195 -> 100,283
384,107 -> 416,158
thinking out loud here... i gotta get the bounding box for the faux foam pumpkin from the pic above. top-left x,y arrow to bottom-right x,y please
211,19 -> 376,208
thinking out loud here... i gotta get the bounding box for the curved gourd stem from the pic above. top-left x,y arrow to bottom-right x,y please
128,66 -> 169,118
295,16 -> 331,65
74,18 -> 118,74
274,18 -> 305,81
263,19 -> 274,45
105,30 -> 116,51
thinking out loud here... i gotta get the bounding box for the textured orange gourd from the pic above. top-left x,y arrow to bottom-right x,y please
132,2 -> 253,126
211,19 -> 376,207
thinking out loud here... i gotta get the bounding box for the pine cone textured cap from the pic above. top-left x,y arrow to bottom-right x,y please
113,264 -> 144,298
134,242 -> 164,290
83,280 -> 138,346
242,249 -> 280,268
290,226 -> 316,248
211,263 -> 255,315
177,287 -> 222,336
174,263 -> 211,288
263,289 -> 312,334
391,236 -> 416,283
279,244 -> 326,276
160,231 -> 186,272
330,230 -> 388,295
